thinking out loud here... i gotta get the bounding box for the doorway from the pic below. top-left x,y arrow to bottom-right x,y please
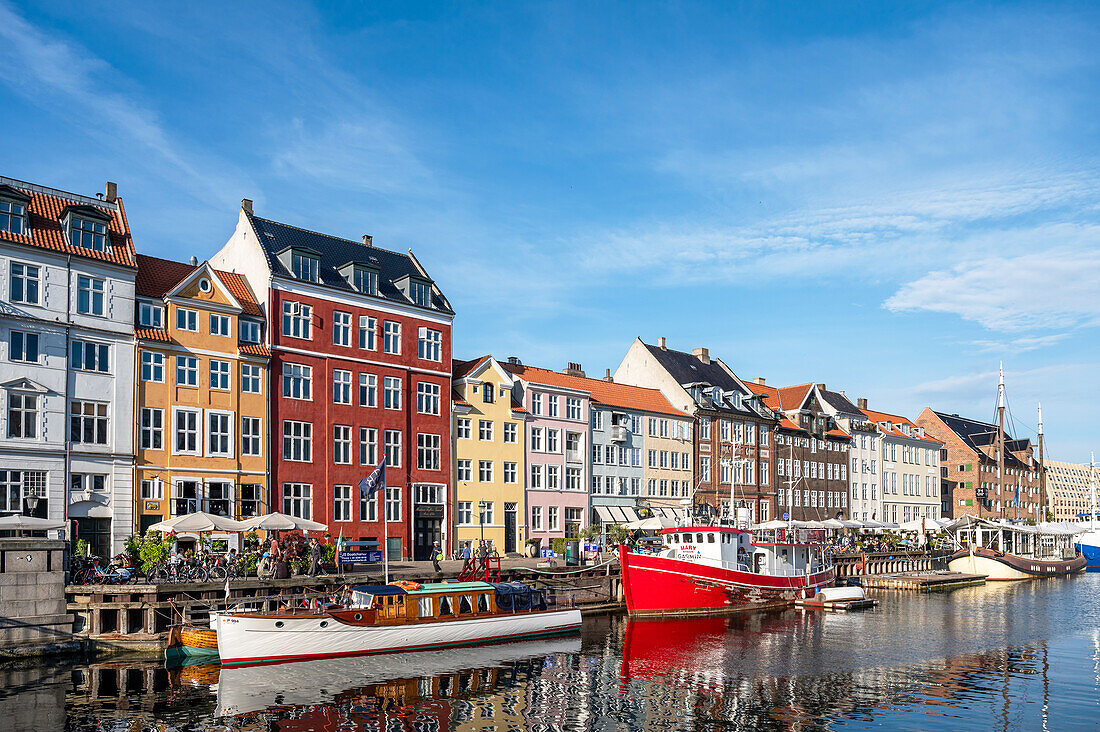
504,503 -> 517,554
72,517 -> 111,559
414,518 -> 441,560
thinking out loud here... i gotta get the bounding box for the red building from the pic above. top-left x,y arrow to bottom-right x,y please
212,201 -> 454,560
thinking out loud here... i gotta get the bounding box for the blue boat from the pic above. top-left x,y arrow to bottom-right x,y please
1072,458 -> 1098,568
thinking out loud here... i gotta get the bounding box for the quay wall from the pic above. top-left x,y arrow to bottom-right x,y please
0,538 -> 78,658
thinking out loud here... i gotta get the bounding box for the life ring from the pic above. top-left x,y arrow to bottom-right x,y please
854,561 -> 864,575
391,580 -> 422,591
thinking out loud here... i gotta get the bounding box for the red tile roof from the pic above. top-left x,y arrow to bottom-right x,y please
503,363 -> 687,417
778,416 -> 805,432
135,328 -> 170,342
860,407 -> 942,444
135,254 -> 262,316
0,184 -> 136,267
239,344 -> 271,357
452,390 -> 471,408
826,427 -> 850,439
510,398 -> 529,414
452,356 -> 488,381
775,383 -> 813,411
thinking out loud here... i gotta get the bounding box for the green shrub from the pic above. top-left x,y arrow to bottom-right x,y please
75,539 -> 88,557
137,532 -> 173,575
551,537 -> 567,555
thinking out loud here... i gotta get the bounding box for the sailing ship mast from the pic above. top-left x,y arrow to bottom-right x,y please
1091,452 -> 1097,530
1037,403 -> 1045,523
994,362 -> 1007,521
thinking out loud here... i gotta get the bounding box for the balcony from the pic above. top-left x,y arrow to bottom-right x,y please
610,425 -> 629,443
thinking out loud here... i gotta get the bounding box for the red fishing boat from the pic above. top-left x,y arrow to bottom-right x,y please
619,525 -> 835,616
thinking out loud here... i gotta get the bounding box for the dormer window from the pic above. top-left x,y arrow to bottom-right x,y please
0,191 -> 29,235
395,274 -> 434,309
138,302 -> 163,328
291,251 -> 319,282
62,206 -> 111,252
339,262 -> 379,295
240,320 -> 261,343
711,387 -> 722,405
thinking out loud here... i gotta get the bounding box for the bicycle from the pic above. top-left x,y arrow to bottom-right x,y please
74,556 -> 138,585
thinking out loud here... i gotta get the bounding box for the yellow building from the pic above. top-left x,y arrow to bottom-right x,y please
134,255 -> 269,545
452,356 -> 528,555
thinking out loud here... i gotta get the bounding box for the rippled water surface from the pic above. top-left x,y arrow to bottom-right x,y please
7,573 -> 1100,730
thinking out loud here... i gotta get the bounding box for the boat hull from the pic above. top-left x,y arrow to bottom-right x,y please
619,545 -> 835,616
1074,531 -> 1100,568
214,608 -> 582,666
948,547 -> 1087,580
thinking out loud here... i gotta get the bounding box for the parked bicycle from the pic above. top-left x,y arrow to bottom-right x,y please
150,555 -> 209,584
71,555 -> 138,585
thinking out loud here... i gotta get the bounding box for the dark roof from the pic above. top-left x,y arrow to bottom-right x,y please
642,342 -> 761,417
246,213 -> 452,315
933,411 -> 1031,469
818,388 -> 862,415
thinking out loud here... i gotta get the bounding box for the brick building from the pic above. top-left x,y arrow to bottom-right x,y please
211,201 -> 454,560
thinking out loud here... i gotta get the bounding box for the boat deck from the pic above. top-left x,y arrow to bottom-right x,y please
861,571 -> 986,592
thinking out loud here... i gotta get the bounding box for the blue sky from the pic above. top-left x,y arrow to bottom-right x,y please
2,1 -> 1098,462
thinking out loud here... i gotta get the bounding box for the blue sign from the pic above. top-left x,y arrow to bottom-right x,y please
540,548 -> 554,559
584,543 -> 599,552
338,550 -> 382,563
783,513 -> 789,520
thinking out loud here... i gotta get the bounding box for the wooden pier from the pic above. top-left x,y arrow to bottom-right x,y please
860,571 -> 986,592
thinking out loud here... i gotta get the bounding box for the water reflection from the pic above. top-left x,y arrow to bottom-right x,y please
27,573 -> 1100,730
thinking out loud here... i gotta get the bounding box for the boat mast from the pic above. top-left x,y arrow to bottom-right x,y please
1037,403 -> 1045,523
1091,452 -> 1097,531
996,362 -> 1006,521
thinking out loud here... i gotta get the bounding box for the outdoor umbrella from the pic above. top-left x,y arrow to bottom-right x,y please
755,519 -> 790,530
240,512 -> 328,532
146,512 -> 247,533
821,518 -> 846,530
839,519 -> 865,529
626,516 -> 676,532
0,514 -> 66,531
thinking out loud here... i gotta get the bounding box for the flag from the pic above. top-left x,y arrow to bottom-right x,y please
1015,479 -> 1020,508
336,527 -> 344,565
224,576 -> 230,600
359,459 -> 387,499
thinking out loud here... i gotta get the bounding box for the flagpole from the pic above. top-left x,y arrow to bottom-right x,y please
384,491 -> 390,585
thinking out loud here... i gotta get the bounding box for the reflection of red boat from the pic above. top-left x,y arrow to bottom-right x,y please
619,526 -> 834,616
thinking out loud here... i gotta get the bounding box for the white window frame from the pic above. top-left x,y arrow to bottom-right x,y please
176,307 -> 198,332
173,407 -> 202,456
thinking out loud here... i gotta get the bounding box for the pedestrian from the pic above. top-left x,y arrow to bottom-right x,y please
269,537 -> 281,561
477,539 -> 487,559
431,541 -> 443,574
308,538 -> 323,577
462,542 -> 471,561
257,552 -> 272,579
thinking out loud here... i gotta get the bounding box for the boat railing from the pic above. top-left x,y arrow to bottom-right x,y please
698,558 -> 830,577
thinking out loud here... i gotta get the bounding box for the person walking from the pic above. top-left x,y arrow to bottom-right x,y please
431,541 -> 443,574
461,542 -> 471,561
269,537 -> 281,561
477,539 -> 487,559
308,538 -> 323,577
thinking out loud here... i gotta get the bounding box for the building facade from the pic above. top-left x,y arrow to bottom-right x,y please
132,255 -> 269,542
811,388 -> 882,522
451,356 -> 528,555
0,177 -> 137,557
615,338 -> 775,523
211,201 -> 454,561
1044,458 -> 1096,522
501,362 -> 590,545
861,407 -> 942,524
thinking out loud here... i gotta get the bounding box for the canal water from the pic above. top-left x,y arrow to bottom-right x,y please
7,572 -> 1100,731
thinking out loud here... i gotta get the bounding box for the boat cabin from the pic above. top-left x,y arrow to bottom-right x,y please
340,581 -> 548,626
953,520 -> 1078,561
658,526 -> 827,576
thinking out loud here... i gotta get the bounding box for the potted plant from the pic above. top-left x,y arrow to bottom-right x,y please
525,538 -> 541,558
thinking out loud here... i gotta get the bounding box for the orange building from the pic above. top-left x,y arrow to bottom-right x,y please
133,255 -> 269,541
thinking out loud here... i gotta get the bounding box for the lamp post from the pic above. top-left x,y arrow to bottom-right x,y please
25,494 -> 39,517
478,500 -> 487,544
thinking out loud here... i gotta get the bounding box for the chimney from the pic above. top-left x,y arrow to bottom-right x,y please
692,347 -> 709,364
604,368 -> 613,382
657,337 -> 666,350
241,198 -> 253,214
753,377 -> 766,385
362,234 -> 373,247
857,398 -> 868,410
815,383 -> 826,391
189,256 -> 198,266
507,356 -> 521,365
562,362 -> 585,377
104,181 -> 117,203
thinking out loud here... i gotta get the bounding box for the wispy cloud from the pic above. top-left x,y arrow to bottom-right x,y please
970,333 -> 1072,354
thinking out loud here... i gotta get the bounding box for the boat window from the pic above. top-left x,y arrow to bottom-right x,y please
696,533 -> 704,544
418,597 -> 434,618
459,595 -> 473,614
707,533 -> 715,543
439,595 -> 453,615
478,594 -> 491,612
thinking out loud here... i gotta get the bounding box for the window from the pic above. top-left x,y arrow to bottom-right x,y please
174,408 -> 200,453
358,316 -> 376,350
8,330 -> 38,363
360,489 -> 378,522
548,506 -> 559,531
383,376 -> 401,409
333,369 -> 352,404
239,319 -> 261,343
352,266 -> 378,295
176,355 -> 198,386
359,373 -> 377,407
283,420 -> 313,462
241,363 -> 262,393
479,460 -> 493,482
385,486 -> 400,522
418,328 -> 442,361
71,340 -> 109,372
332,311 -> 352,346
283,483 -> 312,519
332,484 -> 352,522
530,506 -> 543,531
9,262 -> 38,305
503,422 -> 517,443
333,425 -> 353,464
530,428 -> 542,451
70,401 -> 107,444
359,427 -> 377,465
701,456 -> 711,482
417,382 -> 441,415
457,459 -> 472,482
140,351 -> 163,382
209,314 -> 230,337
481,500 -> 495,524
172,479 -> 200,515
7,391 -> 37,439
482,383 -> 495,404
566,467 -> 581,491
384,429 -> 401,467
479,419 -> 494,441
409,280 -> 433,308
700,417 -> 711,440
567,397 -> 581,420
241,416 -> 262,456
282,363 -> 312,399
75,276 -> 104,316
140,478 -> 164,501
281,301 -> 312,339
0,198 -> 27,235
417,433 -> 441,470
291,252 -> 318,282
458,501 -> 473,525
547,429 -> 560,453
176,307 -> 198,332
504,462 -> 517,483
383,321 -> 401,354
140,407 -> 163,450
69,215 -> 108,251
530,464 -> 543,489
547,465 -> 560,489
531,393 -> 542,415
207,412 -> 233,457
209,359 -> 231,390
547,396 -> 559,418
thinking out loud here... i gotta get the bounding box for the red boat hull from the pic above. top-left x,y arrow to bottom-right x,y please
619,545 -> 835,616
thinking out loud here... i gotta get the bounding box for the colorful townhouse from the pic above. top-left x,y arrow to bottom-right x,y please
451,356 -> 528,554
615,338 -> 776,523
132,254 -> 269,541
500,361 -> 590,547
210,201 -> 454,561
860,405 -> 942,524
812,387 -> 882,522
0,176 -> 137,558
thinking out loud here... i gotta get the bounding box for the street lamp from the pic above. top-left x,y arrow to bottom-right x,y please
25,494 -> 39,517
478,500 -> 487,544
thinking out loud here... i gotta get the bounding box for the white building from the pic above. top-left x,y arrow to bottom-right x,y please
1045,458 -> 1097,523
861,404 -> 942,523
0,177 -> 137,556
812,388 -> 881,522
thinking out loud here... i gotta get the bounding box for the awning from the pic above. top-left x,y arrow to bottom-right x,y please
594,506 -> 640,524
651,506 -> 687,522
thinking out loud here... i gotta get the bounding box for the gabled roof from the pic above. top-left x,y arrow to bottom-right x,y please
861,407 -> 942,445
817,388 -> 862,415
932,411 -> 1030,468
0,177 -> 136,267
135,254 -> 262,316
245,212 -> 453,315
502,362 -> 687,418
642,341 -> 764,417
745,381 -> 811,413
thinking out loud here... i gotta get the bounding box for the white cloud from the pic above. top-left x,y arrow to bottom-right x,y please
970,333 -> 1072,354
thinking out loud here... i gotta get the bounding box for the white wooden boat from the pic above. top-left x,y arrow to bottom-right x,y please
946,515 -> 1086,580
214,580 -> 581,666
